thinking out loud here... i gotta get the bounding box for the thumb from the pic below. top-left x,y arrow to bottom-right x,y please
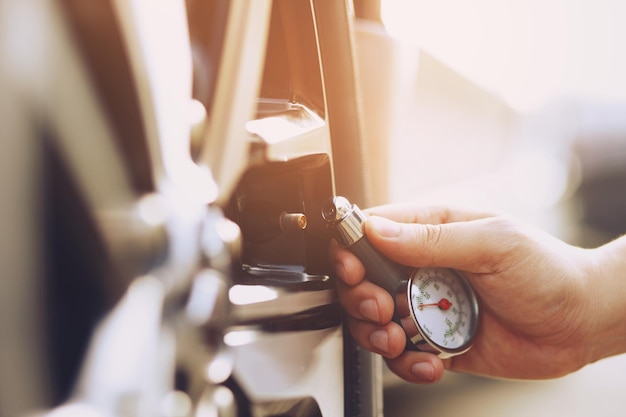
364,215 -> 509,273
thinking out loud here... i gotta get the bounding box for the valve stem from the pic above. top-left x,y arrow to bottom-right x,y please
279,212 -> 307,232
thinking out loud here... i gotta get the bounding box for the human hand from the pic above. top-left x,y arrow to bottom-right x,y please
331,204 -> 608,384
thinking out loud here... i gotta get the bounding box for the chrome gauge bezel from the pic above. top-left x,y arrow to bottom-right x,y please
402,268 -> 480,358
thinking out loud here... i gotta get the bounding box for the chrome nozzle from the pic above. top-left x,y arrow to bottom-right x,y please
322,196 -> 353,223
322,196 -> 366,247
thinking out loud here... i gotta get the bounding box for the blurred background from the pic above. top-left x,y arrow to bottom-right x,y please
355,0 -> 626,416
364,0 -> 626,242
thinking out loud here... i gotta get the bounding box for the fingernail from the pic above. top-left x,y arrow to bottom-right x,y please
411,362 -> 435,382
369,330 -> 389,354
368,216 -> 400,238
359,299 -> 380,322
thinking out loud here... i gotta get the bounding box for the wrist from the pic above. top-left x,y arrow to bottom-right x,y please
581,236 -> 626,365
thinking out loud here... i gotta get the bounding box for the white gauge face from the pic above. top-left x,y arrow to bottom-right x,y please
408,267 -> 478,351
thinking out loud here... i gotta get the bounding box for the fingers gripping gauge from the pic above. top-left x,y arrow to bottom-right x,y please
322,197 -> 480,358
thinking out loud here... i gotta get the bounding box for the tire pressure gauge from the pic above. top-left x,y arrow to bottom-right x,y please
322,196 -> 480,358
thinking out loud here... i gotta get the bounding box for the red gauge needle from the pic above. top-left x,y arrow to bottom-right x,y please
418,298 -> 452,311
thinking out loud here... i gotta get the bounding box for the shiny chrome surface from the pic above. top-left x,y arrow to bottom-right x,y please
322,196 -> 368,247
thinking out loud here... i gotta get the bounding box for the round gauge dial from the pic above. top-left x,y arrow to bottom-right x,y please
408,267 -> 479,353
